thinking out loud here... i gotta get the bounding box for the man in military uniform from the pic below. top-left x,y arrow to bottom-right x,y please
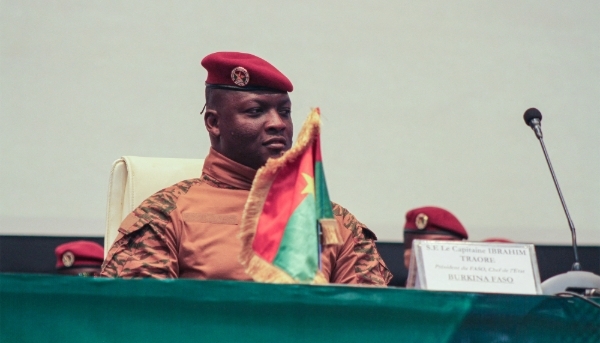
403,206 -> 468,269
101,52 -> 391,286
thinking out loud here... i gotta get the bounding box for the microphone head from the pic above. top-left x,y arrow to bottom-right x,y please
523,108 -> 542,126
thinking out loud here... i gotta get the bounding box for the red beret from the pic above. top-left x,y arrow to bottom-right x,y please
404,206 -> 468,239
201,52 -> 293,92
55,240 -> 104,269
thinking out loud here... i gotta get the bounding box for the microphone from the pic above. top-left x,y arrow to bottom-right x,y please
523,108 -> 600,295
523,108 -> 543,139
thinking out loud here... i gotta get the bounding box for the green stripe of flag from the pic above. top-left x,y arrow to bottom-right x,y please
315,161 -> 334,219
272,195 -> 319,281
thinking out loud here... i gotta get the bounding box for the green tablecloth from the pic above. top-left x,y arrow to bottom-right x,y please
1,273 -> 598,342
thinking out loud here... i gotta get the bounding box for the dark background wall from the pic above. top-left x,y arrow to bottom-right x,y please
0,236 -> 598,287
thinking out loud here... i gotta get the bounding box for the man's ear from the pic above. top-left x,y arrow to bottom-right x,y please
204,109 -> 220,137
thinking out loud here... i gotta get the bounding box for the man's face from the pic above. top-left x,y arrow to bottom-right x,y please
403,234 -> 460,269
208,90 -> 293,170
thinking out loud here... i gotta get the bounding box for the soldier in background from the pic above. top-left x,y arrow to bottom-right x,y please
55,240 -> 104,277
402,206 -> 468,269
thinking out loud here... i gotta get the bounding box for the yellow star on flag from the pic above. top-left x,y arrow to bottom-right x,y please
300,173 -> 315,196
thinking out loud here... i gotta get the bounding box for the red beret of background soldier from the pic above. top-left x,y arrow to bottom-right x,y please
55,240 -> 104,277
403,206 -> 468,269
100,51 -> 392,285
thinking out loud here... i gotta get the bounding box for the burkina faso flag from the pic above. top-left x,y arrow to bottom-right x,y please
239,108 -> 342,284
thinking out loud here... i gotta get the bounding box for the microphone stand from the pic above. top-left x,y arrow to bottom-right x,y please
536,136 -> 580,271
524,110 -> 600,296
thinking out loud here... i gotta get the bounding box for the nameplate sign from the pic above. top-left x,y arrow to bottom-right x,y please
406,240 -> 542,295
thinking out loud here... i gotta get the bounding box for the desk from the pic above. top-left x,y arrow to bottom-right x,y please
1,274 -> 598,342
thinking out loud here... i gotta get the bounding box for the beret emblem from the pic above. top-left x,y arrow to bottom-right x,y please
231,66 -> 250,86
415,213 -> 428,230
62,251 -> 75,267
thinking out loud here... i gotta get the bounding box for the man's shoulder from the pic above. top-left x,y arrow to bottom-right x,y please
331,202 -> 377,240
139,178 -> 203,212
119,178 -> 203,235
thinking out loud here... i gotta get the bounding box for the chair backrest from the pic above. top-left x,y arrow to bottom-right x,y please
104,156 -> 205,257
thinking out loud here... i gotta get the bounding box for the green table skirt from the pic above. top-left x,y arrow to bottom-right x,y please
1,273 -> 598,342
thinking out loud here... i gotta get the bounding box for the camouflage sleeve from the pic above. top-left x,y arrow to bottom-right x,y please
325,223 -> 358,284
332,202 -> 393,286
100,182 -> 193,278
100,223 -> 177,278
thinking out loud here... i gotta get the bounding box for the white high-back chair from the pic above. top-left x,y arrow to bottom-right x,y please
104,156 -> 205,257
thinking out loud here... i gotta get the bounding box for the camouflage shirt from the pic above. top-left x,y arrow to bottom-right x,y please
102,149 -> 392,285
332,203 -> 393,286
